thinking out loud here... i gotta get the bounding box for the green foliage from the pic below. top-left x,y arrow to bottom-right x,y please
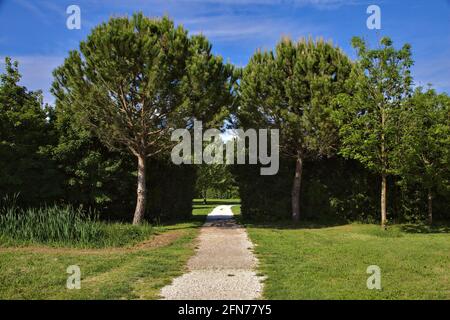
396,88 -> 450,196
239,37 -> 352,158
51,98 -> 137,214
332,37 -> 414,225
52,13 -> 234,158
196,162 -> 238,200
333,36 -> 413,174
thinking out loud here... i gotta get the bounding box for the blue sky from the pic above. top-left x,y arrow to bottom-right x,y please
0,0 -> 449,104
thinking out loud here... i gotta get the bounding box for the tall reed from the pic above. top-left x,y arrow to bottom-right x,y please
0,203 -> 102,245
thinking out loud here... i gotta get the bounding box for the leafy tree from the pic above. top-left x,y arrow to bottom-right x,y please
238,37 -> 352,221
395,87 -> 450,224
52,13 -> 234,224
0,58 -> 61,205
196,163 -> 236,203
333,37 -> 413,227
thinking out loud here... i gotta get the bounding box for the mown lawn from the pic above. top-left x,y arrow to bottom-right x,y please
233,206 -> 450,299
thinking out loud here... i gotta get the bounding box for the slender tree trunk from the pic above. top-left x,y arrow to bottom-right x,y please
132,154 -> 147,225
291,155 -> 303,222
380,107 -> 387,228
381,173 -> 387,228
203,190 -> 207,205
427,189 -> 433,225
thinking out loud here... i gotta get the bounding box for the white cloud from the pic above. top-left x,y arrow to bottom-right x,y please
0,55 -> 64,105
413,52 -> 450,93
13,0 -> 49,23
188,15 -> 323,42
164,0 -> 355,9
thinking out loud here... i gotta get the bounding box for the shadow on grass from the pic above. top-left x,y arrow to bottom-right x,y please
400,223 -> 450,234
240,216 -> 450,233
191,205 -> 217,210
192,200 -> 241,206
153,214 -> 209,231
160,203 -> 243,230
238,216 -> 349,230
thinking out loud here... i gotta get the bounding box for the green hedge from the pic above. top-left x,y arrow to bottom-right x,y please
233,157 -> 450,223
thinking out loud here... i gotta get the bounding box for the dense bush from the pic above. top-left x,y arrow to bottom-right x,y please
146,159 -> 196,221
0,58 -> 63,207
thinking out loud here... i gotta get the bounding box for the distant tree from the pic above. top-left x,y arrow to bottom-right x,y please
239,37 -> 352,221
333,37 -> 413,227
395,87 -> 450,224
0,58 -> 47,146
196,162 -> 236,204
52,13 -> 234,224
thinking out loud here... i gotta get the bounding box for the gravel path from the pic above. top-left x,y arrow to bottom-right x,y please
160,205 -> 264,300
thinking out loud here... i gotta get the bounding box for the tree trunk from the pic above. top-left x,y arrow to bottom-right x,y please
291,156 -> 303,222
427,189 -> 433,225
381,173 -> 387,228
380,108 -> 387,229
203,190 -> 207,205
132,154 -> 147,225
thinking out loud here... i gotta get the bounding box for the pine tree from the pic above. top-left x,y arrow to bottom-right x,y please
52,13 -> 234,224
239,37 -> 352,221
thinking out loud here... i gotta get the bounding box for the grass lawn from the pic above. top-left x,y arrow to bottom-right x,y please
0,199 -> 237,299
236,210 -> 450,299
